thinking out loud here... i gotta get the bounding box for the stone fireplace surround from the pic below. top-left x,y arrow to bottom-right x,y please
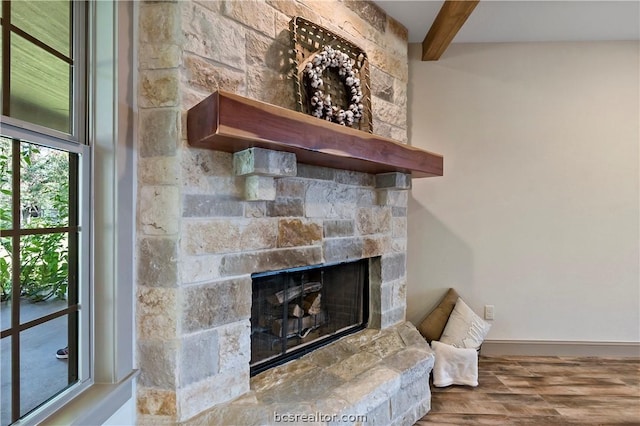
173,143 -> 436,425
135,1 -> 441,424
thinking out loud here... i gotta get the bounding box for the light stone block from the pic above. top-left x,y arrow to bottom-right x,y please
240,218 -> 278,251
138,237 -> 178,287
372,97 -> 407,129
183,220 -> 241,255
179,330 -> 219,386
138,339 -> 178,389
375,172 -> 411,190
180,254 -> 223,285
137,286 -> 178,340
371,280 -> 393,313
367,400 -> 392,426
406,398 -> 432,426
325,351 -> 381,381
368,47 -> 408,82
233,148 -> 296,177
182,277 -> 252,333
246,65 -> 297,110
390,377 -> 431,421
323,220 -> 355,238
381,305 -> 406,329
332,366 -> 401,417
393,77 -> 408,109
313,396 -> 352,425
392,217 -> 407,239
276,178 -> 306,198
137,414 -> 177,426
334,169 -> 375,187
385,278 -> 407,311
183,54 -> 246,94
139,43 -> 181,70
390,125 -> 408,144
137,387 -> 177,416
139,2 -> 181,44
176,367 -> 250,422
182,2 -> 246,70
245,175 -> 276,201
377,189 -> 408,209
370,66 -> 395,103
302,340 -> 357,368
182,195 -> 244,218
246,30 -> 275,67
266,197 -> 304,217
360,331 -> 405,359
259,368 -> 345,405
356,207 -> 392,235
277,218 -> 323,248
392,238 -> 407,254
245,200 -> 266,218
139,157 -> 180,185
363,235 -> 393,258
323,237 -> 363,263
222,0 -> 276,38
139,185 -> 180,235
396,322 -> 432,350
182,147 -> 234,177
139,69 -> 180,108
139,108 -> 179,158
183,218 -> 277,255
384,347 -> 434,388
381,253 -> 406,282
297,164 -> 335,181
218,320 -> 251,372
219,246 -> 323,276
183,404 -> 270,426
251,359 -> 317,394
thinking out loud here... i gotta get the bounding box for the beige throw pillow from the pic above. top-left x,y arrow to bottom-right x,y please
417,288 -> 459,342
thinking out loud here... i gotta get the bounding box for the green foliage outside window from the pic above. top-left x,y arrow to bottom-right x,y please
0,139 -> 70,302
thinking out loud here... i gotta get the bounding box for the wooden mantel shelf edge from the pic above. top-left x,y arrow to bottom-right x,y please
187,90 -> 443,178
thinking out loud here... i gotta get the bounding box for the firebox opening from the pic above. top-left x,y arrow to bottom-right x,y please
250,258 -> 370,376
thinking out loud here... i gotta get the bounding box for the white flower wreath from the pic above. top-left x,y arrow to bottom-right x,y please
303,46 -> 364,126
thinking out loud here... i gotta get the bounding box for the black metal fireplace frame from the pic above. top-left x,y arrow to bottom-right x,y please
250,259 -> 370,376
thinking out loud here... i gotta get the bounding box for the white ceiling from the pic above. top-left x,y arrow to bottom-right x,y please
373,1 -> 640,44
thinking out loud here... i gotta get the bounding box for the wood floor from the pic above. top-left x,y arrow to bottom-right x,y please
415,355 -> 640,425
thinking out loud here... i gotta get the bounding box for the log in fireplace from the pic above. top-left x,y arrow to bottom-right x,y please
250,259 -> 370,375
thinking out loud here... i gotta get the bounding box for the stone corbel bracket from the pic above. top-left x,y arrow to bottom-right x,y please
375,172 -> 411,206
233,147 -> 297,201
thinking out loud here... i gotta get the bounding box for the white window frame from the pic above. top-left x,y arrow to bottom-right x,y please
1,1 -> 137,424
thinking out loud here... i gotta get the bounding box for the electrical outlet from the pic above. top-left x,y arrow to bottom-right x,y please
484,305 -> 495,320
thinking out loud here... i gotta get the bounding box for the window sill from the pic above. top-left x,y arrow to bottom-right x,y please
25,370 -> 139,426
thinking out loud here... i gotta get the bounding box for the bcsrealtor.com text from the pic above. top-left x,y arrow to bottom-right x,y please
273,412 -> 367,423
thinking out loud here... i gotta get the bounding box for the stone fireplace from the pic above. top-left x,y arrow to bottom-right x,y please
136,1 -> 440,425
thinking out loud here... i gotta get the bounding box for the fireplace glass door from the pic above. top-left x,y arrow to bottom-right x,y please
250,259 -> 368,375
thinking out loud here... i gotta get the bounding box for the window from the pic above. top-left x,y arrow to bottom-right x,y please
0,2 -> 90,424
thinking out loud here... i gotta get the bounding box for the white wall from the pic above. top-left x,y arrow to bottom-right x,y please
407,42 -> 639,344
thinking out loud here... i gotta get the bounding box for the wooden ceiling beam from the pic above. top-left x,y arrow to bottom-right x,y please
422,0 -> 479,61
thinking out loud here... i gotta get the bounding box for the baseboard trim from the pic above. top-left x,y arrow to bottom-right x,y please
480,340 -> 640,357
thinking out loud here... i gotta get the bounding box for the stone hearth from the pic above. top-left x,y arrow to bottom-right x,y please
184,323 -> 434,426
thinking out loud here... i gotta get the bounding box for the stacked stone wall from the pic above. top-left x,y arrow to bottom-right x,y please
137,1 -> 412,423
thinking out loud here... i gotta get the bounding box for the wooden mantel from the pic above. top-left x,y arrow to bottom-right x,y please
187,91 -> 443,178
